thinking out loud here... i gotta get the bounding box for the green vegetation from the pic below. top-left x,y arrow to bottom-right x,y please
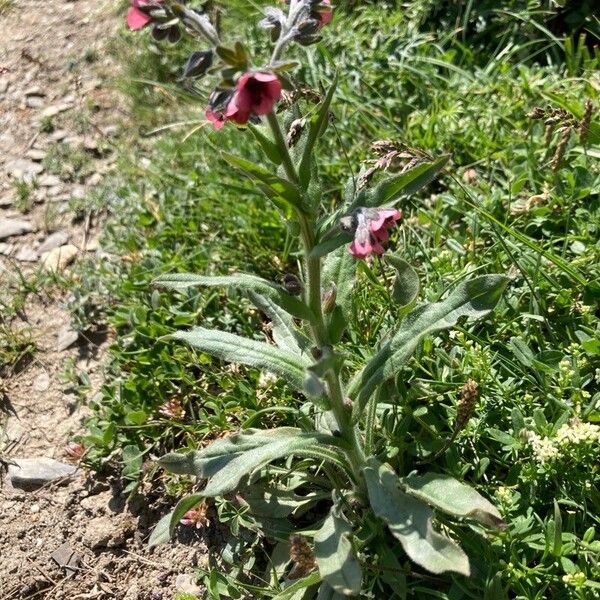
70,1 -> 599,598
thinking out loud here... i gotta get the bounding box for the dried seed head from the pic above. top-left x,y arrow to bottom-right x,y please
357,165 -> 380,190
543,123 -> 554,148
455,379 -> 478,432
287,118 -> 306,147
579,99 -> 594,146
527,107 -> 545,120
289,535 -> 316,579
551,127 -> 572,172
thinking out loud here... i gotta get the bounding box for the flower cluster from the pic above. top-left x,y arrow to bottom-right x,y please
180,502 -> 210,528
524,431 -> 559,464
341,207 -> 402,259
158,398 -> 186,419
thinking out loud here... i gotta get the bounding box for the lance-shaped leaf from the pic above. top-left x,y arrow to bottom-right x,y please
154,272 -> 314,322
350,275 -> 508,419
248,123 -> 283,165
314,506 -> 362,595
363,155 -> 450,209
222,152 -> 305,214
387,255 -> 420,308
401,473 -> 506,529
149,510 -> 173,547
239,485 -> 322,519
298,74 -> 338,189
169,328 -> 310,391
322,246 -> 356,321
364,459 -> 470,576
248,291 -> 310,355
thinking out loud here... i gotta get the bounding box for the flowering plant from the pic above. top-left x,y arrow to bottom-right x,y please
130,1 -> 510,595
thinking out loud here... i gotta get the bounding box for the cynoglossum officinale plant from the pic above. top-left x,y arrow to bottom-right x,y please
129,0 -> 509,595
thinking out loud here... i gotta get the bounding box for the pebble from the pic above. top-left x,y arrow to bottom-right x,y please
86,173 -> 102,187
56,325 -> 79,351
6,458 -> 78,490
24,86 -> 45,97
37,230 -> 69,254
0,79 -> 9,94
38,174 -> 62,187
49,129 -> 68,142
0,219 -> 34,240
33,372 -> 51,392
5,159 -> 44,178
15,246 -> 38,262
174,574 -> 202,598
25,148 -> 46,161
41,244 -> 78,272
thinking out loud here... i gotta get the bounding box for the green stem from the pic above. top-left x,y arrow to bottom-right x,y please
266,112 -> 299,186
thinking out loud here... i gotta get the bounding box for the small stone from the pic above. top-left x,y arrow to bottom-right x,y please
49,129 -> 68,142
37,230 -> 69,254
86,173 -> 102,187
26,96 -> 45,109
0,219 -> 34,240
0,242 -> 15,255
40,104 -> 71,119
7,458 -> 78,489
175,574 -> 202,598
25,149 -> 46,161
51,542 -> 80,575
56,325 -> 79,351
47,185 -> 63,198
24,86 -> 45,97
33,372 -> 51,392
41,244 -> 78,272
38,174 -> 62,187
0,79 -> 9,94
5,159 -> 44,178
15,246 -> 38,262
84,515 -> 132,549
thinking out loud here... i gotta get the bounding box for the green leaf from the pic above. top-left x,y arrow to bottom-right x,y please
222,152 -> 303,213
248,291 -> 309,355
364,459 -> 470,576
322,246 -> 356,321
314,506 -> 362,595
357,155 -> 450,209
272,572 -> 321,600
239,485 -> 320,519
154,272 -> 314,322
169,328 -> 310,392
387,255 -> 420,308
401,473 -> 506,529
350,275 -> 508,419
248,123 -> 283,165
149,511 -> 173,547
169,493 -> 204,536
159,429 -> 343,497
317,583 -> 347,600
311,233 -> 353,259
298,74 -> 338,188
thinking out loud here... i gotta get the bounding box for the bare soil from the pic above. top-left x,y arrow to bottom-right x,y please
0,2 -> 208,598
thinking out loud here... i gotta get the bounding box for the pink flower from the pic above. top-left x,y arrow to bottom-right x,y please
65,441 -> 86,462
344,207 -> 402,259
180,503 -> 209,528
127,0 -> 160,31
206,73 -> 282,129
314,0 -> 333,27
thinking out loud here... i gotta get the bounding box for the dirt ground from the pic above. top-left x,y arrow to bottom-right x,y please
0,2 -> 208,598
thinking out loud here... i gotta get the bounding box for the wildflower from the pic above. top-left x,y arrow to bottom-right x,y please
258,370 -> 278,389
158,398 -> 185,419
206,72 -> 282,129
127,0 -> 160,31
180,502 -> 209,528
525,431 -> 559,464
341,207 -> 402,259
312,0 -> 333,27
555,418 -> 600,447
65,441 -> 86,462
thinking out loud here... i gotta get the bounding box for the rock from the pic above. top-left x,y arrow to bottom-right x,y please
5,159 -> 44,179
37,230 -> 69,254
0,79 -> 9,94
41,244 -> 78,272
15,246 -> 38,262
3,420 -> 26,444
25,96 -> 45,109
7,458 -> 78,490
0,242 -> 15,255
175,574 -> 202,598
25,149 -> 46,161
38,174 -> 62,187
49,129 -> 68,142
46,185 -> 63,198
40,103 -> 72,119
50,542 -> 80,575
32,372 -> 51,392
56,325 -> 78,351
86,173 -> 102,187
0,219 -> 34,240
24,86 -> 45,97
83,515 -> 132,549
0,193 -> 14,207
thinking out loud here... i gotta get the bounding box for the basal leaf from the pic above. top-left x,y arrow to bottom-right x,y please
401,473 -> 506,529
148,510 -> 174,547
169,328 -> 310,392
350,275 -> 508,419
154,272 -> 314,321
314,506 -> 362,595
364,459 -> 470,576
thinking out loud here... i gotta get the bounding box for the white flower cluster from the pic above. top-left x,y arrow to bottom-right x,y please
525,419 -> 600,464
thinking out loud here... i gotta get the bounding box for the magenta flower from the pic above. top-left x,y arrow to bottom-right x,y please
180,504 -> 209,528
344,207 -> 402,259
314,0 -> 333,27
127,0 -> 159,30
206,72 -> 282,129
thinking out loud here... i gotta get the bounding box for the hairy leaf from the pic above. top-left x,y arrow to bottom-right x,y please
364,459 -> 470,576
154,272 -> 314,321
387,255 -> 420,308
401,473 -> 506,529
169,328 -> 310,391
314,506 -> 362,595
350,275 -> 508,419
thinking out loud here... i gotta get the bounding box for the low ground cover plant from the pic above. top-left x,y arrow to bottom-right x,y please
72,1 -> 599,598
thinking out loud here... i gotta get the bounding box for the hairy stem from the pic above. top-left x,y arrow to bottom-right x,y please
266,112 -> 299,186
